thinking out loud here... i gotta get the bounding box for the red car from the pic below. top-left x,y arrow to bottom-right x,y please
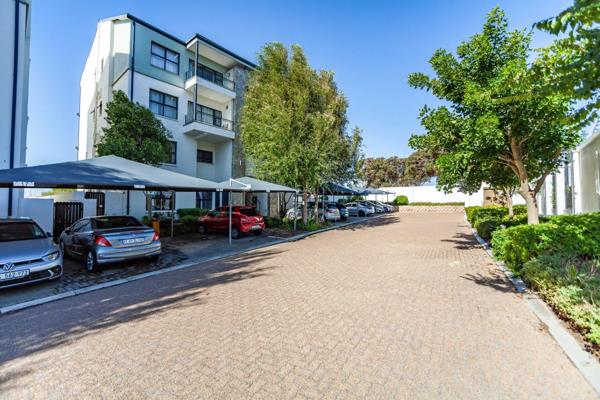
197,206 -> 265,239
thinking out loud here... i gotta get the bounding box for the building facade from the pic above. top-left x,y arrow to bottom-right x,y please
538,125 -> 600,216
78,14 -> 255,215
0,0 -> 32,217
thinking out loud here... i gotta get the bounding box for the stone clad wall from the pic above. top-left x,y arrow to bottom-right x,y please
231,65 -> 251,178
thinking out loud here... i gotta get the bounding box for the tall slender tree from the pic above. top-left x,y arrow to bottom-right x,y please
241,43 -> 362,222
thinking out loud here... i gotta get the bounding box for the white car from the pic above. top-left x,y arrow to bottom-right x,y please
364,201 -> 386,213
371,201 -> 394,212
286,204 -> 341,222
345,202 -> 375,217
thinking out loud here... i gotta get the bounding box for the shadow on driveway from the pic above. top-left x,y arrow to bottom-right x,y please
0,247 -> 284,368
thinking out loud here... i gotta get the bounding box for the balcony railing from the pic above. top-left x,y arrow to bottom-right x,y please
185,68 -> 235,91
185,111 -> 233,131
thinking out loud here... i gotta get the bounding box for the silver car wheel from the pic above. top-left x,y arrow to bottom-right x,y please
86,252 -> 95,272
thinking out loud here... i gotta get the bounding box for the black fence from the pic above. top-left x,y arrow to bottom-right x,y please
53,202 -> 83,241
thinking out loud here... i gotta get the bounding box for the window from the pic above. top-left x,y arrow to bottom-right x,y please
188,60 -> 224,86
197,149 -> 213,164
187,101 -> 222,127
165,141 -> 177,164
150,192 -> 173,211
0,221 -> 46,242
150,89 -> 178,119
92,216 -> 142,229
196,192 -> 213,209
150,42 -> 179,73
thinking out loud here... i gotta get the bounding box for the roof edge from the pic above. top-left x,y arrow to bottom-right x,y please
98,13 -> 256,69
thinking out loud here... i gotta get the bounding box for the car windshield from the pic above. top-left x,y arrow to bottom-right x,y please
93,216 -> 142,229
0,221 -> 46,242
239,208 -> 258,216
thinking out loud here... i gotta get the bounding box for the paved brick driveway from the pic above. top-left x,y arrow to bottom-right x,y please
0,212 -> 596,399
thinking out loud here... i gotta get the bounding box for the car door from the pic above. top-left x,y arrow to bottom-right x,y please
71,219 -> 93,258
205,210 -> 222,232
63,219 -> 84,255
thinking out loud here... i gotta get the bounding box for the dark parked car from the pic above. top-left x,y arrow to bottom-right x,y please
59,216 -> 161,272
197,206 -> 265,239
0,218 -> 63,288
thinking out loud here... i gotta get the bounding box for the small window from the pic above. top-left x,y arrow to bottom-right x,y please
197,149 -> 213,164
149,89 -> 178,119
150,42 -> 179,74
164,141 -> 177,164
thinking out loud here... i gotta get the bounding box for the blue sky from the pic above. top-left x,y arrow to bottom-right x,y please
26,0 -> 570,166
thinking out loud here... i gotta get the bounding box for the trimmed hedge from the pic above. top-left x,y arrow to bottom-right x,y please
475,215 -> 528,241
409,202 -> 465,206
179,215 -> 199,233
491,213 -> 600,272
177,208 -> 209,218
465,205 -> 527,226
393,195 -> 409,206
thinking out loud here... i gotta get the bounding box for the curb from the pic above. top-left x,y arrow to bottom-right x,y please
0,214 -> 389,315
466,217 -> 600,394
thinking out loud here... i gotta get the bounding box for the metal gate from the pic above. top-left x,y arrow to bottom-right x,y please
84,191 -> 105,216
53,202 -> 83,240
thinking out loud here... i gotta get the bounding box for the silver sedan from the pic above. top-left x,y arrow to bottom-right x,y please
59,216 -> 161,273
0,218 -> 63,289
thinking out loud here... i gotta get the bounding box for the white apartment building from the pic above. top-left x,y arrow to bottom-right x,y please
78,14 -> 255,216
0,0 -> 31,217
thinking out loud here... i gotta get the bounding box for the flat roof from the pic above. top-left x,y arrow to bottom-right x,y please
101,13 -> 257,69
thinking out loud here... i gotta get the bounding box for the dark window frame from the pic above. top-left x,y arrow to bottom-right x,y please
165,140 -> 177,165
197,149 -> 214,164
149,89 -> 178,120
150,41 -> 180,74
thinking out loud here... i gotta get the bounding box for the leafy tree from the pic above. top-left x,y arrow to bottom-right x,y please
96,90 -> 172,165
408,8 -> 580,224
360,156 -> 405,187
535,0 -> 600,119
401,150 -> 436,186
241,43 -> 362,222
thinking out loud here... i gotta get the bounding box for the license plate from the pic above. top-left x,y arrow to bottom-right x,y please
0,270 -> 29,281
251,225 -> 261,230
122,238 -> 145,245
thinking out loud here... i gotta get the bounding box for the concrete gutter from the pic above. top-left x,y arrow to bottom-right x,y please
467,218 -> 600,395
0,214 -> 387,315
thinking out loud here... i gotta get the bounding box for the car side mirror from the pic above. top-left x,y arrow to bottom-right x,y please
64,228 -> 71,234
46,232 -> 53,237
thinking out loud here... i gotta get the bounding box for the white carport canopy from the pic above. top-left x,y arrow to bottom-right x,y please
220,176 -> 298,193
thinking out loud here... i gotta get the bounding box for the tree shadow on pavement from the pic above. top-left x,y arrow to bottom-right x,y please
337,214 -> 399,232
0,247 -> 284,368
460,272 -> 517,293
441,232 -> 482,250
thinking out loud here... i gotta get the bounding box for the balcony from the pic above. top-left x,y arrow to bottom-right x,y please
184,67 -> 236,103
185,67 -> 235,91
183,111 -> 234,141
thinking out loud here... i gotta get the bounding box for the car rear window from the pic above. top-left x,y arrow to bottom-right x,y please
93,216 -> 142,229
239,208 -> 258,216
0,221 -> 46,242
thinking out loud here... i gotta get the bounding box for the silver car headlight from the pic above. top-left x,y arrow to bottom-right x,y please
42,251 -> 60,261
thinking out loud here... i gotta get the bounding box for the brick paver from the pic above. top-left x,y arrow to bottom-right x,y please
0,212 -> 595,399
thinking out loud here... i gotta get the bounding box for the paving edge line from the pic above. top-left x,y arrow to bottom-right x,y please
0,214 -> 388,315
465,216 -> 600,394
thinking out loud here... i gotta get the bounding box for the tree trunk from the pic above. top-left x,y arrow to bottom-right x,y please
302,192 -> 308,224
518,181 -> 539,225
504,188 -> 514,219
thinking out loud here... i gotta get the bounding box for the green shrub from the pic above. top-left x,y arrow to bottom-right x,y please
465,205 -> 528,226
393,195 -> 409,206
475,215 -> 529,241
521,253 -> 600,345
177,208 -> 209,218
264,217 -> 284,228
491,212 -> 600,272
178,215 -> 199,234
141,215 -> 152,226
